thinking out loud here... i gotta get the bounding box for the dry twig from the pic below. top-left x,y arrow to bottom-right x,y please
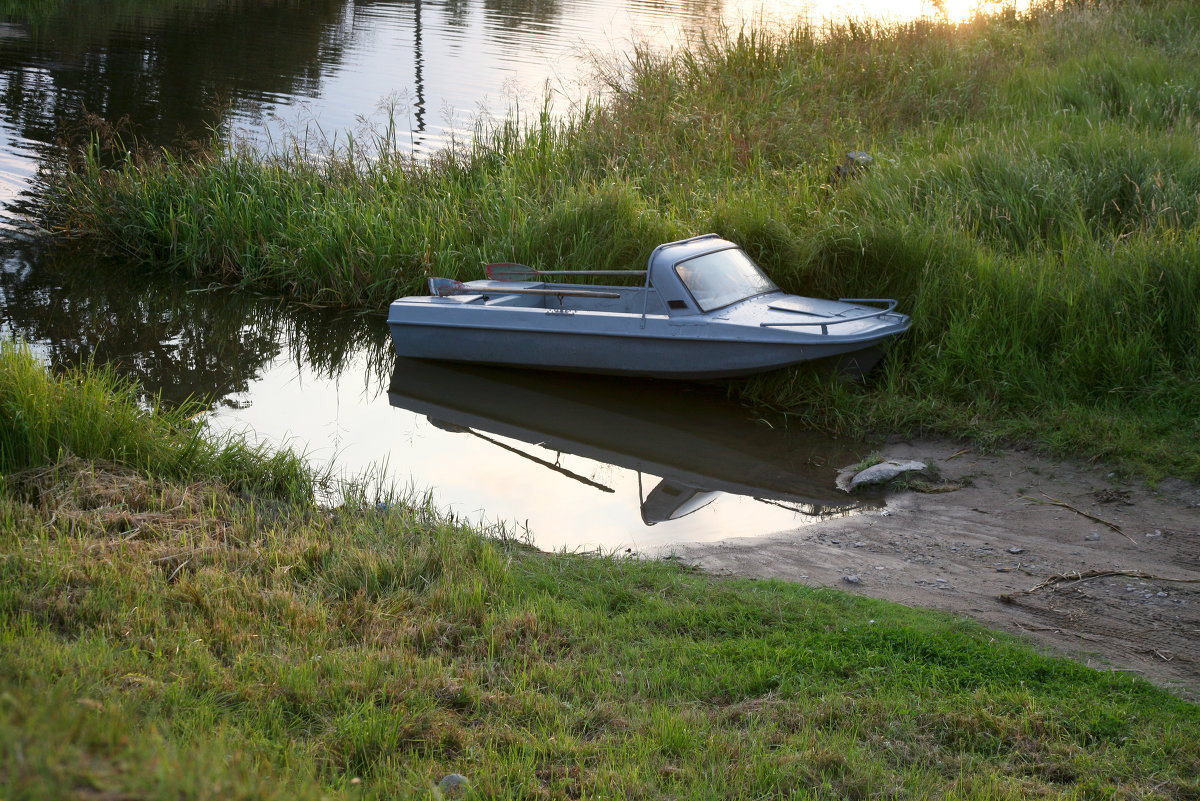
1026,569 -> 1199,594
1019,492 -> 1138,545
166,558 -> 192,583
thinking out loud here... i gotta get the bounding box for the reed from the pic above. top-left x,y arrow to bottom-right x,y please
40,0 -> 1200,477
0,341 -> 321,499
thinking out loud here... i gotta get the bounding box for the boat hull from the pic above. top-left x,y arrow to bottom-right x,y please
387,316 -> 892,379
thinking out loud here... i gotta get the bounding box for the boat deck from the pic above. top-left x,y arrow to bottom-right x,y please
440,282 -> 669,315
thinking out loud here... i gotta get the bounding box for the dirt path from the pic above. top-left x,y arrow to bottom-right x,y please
659,439 -> 1200,699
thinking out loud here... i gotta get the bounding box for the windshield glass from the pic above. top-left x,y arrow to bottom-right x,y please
673,248 -> 779,312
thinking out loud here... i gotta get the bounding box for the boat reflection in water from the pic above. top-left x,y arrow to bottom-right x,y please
387,358 -> 878,543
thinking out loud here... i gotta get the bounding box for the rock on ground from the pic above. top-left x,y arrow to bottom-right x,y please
836,459 -> 928,492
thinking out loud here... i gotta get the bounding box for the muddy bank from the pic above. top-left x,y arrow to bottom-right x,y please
659,439 -> 1200,699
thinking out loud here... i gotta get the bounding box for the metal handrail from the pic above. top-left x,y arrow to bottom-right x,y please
759,298 -> 900,334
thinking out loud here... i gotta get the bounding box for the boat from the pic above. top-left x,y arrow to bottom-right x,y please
386,233 -> 911,379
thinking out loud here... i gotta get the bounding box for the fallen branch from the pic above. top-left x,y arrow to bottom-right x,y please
1027,569 -> 1200,594
1013,621 -> 1104,643
1019,492 -> 1138,546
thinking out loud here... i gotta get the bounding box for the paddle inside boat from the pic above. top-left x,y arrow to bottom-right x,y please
387,234 -> 911,379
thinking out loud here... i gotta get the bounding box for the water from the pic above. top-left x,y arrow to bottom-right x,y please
0,0 -> 1027,194
1,236 -> 874,550
0,0 -> 1019,548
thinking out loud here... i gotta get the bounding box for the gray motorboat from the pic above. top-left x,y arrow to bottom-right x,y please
387,234 -> 911,379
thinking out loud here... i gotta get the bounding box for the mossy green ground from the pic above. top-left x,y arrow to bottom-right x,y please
42,0 -> 1200,479
2,344 -> 1199,799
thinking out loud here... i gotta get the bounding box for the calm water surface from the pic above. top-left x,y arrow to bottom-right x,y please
0,0 -> 1019,548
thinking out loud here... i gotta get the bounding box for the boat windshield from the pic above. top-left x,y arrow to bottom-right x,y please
673,248 -> 779,312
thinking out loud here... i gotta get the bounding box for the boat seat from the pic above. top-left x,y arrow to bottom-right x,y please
483,294 -> 534,307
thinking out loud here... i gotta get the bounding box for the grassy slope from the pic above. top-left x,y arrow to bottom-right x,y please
2,344 -> 1198,800
42,1 -> 1200,479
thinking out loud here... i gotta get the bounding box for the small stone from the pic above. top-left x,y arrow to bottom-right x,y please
831,539 -> 841,544
1085,532 -> 1102,541
438,774 -> 470,797
936,578 -> 949,583
843,574 -> 862,585
831,151 -> 875,183
1007,547 -> 1025,554
1157,592 -> 1168,597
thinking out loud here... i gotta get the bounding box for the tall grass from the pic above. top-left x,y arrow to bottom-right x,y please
40,0 -> 1200,476
0,340 -> 320,499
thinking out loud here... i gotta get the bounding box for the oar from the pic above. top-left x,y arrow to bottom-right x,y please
428,277 -> 620,299
486,262 -> 646,281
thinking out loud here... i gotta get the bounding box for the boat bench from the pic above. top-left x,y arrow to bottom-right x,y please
438,294 -> 527,307
482,294 -> 531,307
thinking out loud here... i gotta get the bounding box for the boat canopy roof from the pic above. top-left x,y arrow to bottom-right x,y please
647,234 -> 780,315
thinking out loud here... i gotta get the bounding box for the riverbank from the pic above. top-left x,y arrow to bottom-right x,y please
664,435 -> 1200,699
3,343 -> 1198,798
39,0 -> 1200,480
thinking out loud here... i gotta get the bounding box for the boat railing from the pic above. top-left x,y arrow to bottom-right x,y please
760,298 -> 900,334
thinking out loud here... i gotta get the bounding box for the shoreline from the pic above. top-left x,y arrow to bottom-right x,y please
36,0 -> 1200,481
660,436 -> 1200,699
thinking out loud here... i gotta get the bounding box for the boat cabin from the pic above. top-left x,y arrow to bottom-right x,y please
644,233 -> 780,316
430,234 -> 783,319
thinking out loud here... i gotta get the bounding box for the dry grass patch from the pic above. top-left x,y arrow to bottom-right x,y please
7,454 -> 238,545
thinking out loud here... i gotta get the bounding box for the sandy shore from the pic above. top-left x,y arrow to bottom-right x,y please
659,438 -> 1200,699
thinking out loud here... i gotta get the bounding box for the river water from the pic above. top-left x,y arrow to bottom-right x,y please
0,0 -> 1017,550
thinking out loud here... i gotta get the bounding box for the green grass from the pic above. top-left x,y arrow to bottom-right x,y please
0,340 -> 320,500
39,0 -> 1200,478
1,344 -> 1198,799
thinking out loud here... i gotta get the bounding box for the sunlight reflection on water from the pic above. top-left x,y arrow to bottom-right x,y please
235,0 -> 1035,158
724,0 -> 1032,27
